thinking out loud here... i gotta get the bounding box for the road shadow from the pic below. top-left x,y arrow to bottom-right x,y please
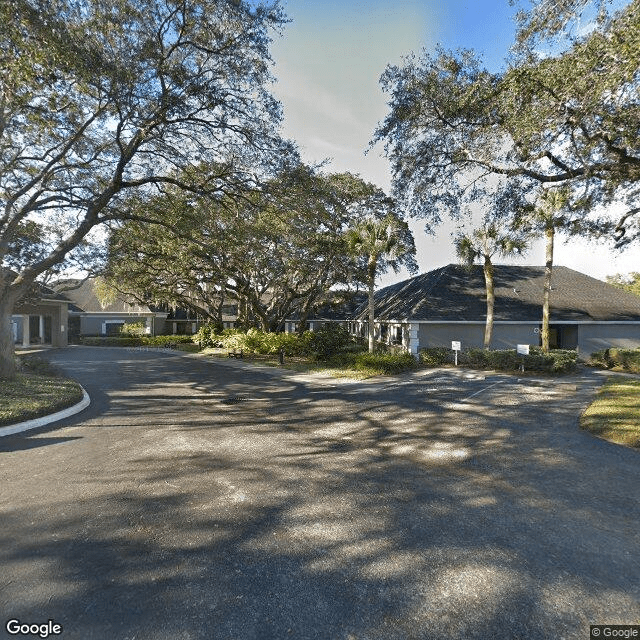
1,348 -> 638,639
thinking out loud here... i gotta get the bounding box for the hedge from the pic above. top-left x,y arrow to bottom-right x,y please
353,351 -> 417,375
195,324 -> 360,360
589,348 -> 640,373
80,335 -> 193,347
419,347 -> 577,374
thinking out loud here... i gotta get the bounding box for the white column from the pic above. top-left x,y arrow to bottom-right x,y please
22,315 -> 30,347
39,315 -> 45,344
407,323 -> 419,356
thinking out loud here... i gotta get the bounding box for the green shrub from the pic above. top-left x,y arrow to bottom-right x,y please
304,323 -> 352,360
589,349 -> 611,368
419,347 -> 452,367
459,347 -> 577,374
142,335 -> 193,346
216,328 -> 307,356
210,325 -> 359,359
461,348 -> 492,369
193,324 -> 223,348
418,346 -> 577,374
80,335 -> 193,347
119,321 -> 147,336
80,336 -> 143,346
354,352 -> 417,375
591,348 -> 640,373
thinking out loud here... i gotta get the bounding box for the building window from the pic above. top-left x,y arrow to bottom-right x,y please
221,304 -> 238,316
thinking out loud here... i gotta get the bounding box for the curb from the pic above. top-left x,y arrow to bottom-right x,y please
0,386 -> 91,438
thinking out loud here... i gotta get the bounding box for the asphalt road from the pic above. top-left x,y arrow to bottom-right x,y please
1,346 -> 639,640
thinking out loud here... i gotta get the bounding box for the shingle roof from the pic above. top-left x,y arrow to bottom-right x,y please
354,264 -> 640,322
287,291 -> 368,321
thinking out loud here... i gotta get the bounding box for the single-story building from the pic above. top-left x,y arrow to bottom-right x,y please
284,291 -> 367,334
348,264 -> 640,359
54,279 -> 169,340
54,278 -> 240,339
11,285 -> 70,348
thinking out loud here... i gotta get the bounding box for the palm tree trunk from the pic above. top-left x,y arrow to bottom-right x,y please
483,257 -> 495,349
368,259 -> 376,353
541,223 -> 555,353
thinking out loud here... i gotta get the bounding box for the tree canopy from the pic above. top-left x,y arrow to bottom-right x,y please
0,0 -> 290,376
372,0 -> 639,242
346,211 -> 417,352
103,169 -> 388,332
606,272 -> 640,296
455,219 -> 528,348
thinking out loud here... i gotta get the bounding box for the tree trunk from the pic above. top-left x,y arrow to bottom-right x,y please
0,296 -> 17,379
541,223 -> 555,353
368,260 -> 376,353
483,257 -> 495,349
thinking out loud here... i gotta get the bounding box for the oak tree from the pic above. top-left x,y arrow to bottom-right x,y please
0,0 -> 288,376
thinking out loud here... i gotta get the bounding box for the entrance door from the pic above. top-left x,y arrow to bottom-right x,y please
539,324 -> 578,349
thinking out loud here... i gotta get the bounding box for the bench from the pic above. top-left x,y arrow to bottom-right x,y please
227,349 -> 243,359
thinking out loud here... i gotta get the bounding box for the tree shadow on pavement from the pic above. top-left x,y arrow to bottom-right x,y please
1,350 -> 638,640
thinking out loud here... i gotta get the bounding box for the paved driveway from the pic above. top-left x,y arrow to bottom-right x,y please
1,346 -> 638,640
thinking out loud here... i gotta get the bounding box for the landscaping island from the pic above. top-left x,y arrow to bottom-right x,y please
1,357 -> 84,427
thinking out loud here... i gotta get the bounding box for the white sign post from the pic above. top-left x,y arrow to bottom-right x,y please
517,344 -> 529,372
451,341 -> 461,366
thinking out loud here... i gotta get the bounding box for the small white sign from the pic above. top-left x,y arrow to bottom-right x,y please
451,341 -> 461,351
517,344 -> 530,355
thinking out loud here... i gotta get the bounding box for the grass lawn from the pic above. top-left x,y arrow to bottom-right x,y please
1,360 -> 84,427
199,348 -> 395,379
580,376 -> 640,449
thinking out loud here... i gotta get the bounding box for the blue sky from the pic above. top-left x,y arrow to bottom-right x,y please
269,0 -> 637,286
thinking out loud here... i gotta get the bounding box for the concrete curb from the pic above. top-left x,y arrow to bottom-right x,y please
0,386 -> 90,438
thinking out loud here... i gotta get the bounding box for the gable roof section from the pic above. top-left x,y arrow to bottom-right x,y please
53,278 -> 155,314
355,264 -> 640,323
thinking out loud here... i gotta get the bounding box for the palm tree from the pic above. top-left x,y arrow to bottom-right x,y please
514,187 -> 572,353
455,221 -> 528,349
347,213 -> 417,353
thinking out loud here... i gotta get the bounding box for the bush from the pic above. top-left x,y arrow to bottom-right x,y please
353,352 -> 417,375
304,323 -> 353,360
419,346 -> 577,374
590,348 -> 640,373
465,347 -> 577,374
207,325 -> 360,359
80,336 -> 143,346
216,328 -> 308,356
142,335 -> 193,346
419,347 -> 452,367
193,324 -> 223,348
119,321 -> 147,337
80,335 -> 193,347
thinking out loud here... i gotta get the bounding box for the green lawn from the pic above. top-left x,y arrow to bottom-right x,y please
199,348 -> 398,379
1,370 -> 84,427
580,376 -> 640,449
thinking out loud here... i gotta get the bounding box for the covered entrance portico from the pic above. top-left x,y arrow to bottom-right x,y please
12,313 -> 54,346
11,295 -> 69,348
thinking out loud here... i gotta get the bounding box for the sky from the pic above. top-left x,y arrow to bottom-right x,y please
268,0 -> 637,287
